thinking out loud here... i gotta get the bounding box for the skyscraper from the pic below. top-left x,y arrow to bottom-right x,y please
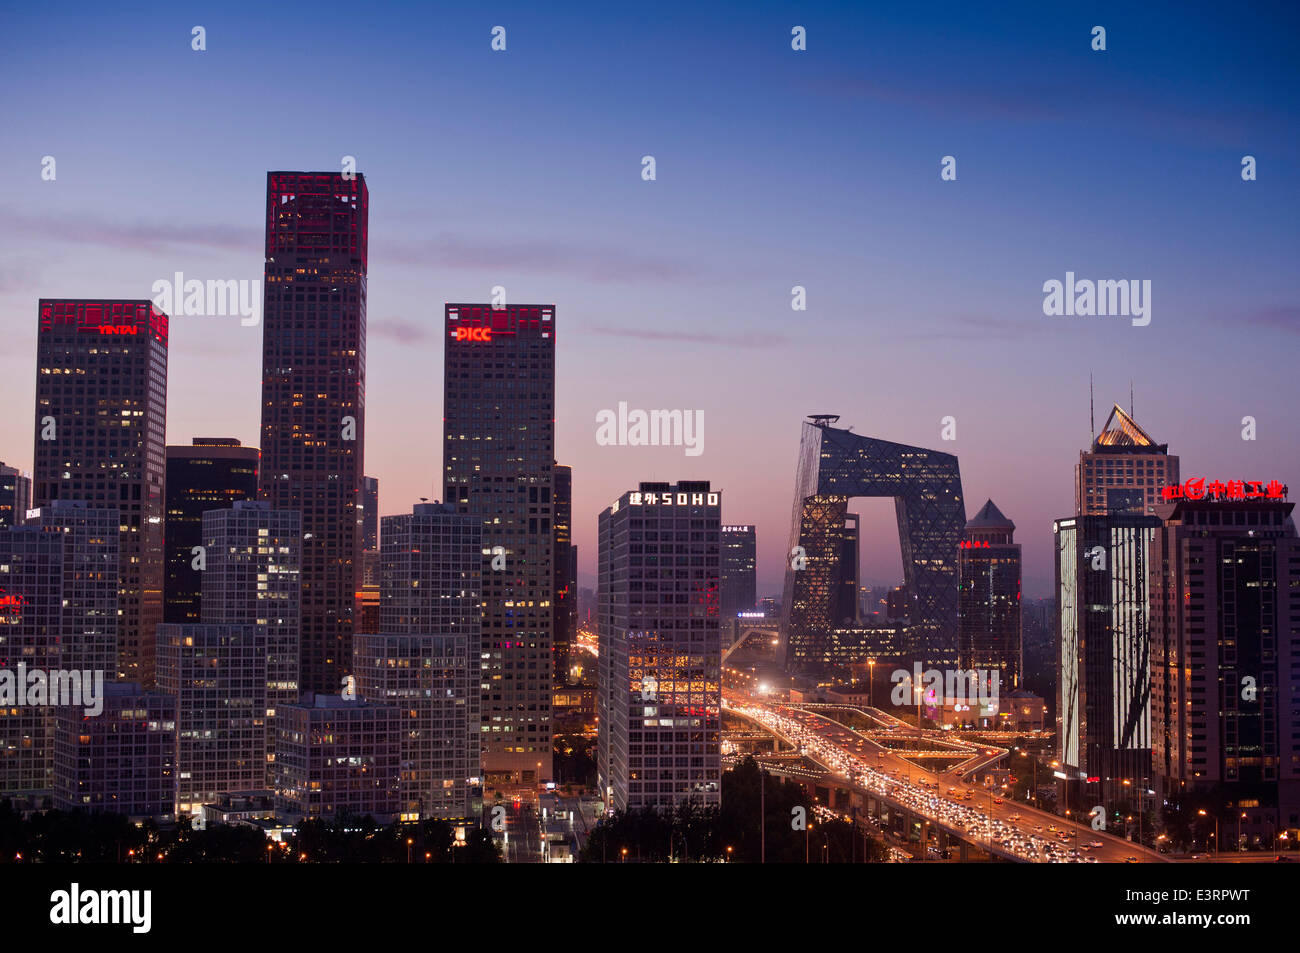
0,503 -> 117,798
958,500 -> 1022,688
835,513 -> 860,626
367,502 -> 482,817
598,481 -> 722,812
359,475 -> 379,552
259,172 -> 368,693
554,464 -> 577,686
0,463 -> 31,527
1075,404 -> 1179,517
28,501 -> 119,675
783,416 -> 964,673
274,693 -> 401,822
156,623 -> 267,816
202,500 -> 301,780
0,526 -> 67,797
53,682 -> 176,820
1150,491 -> 1299,844
719,525 -> 757,621
443,303 -> 555,782
353,633 -> 475,821
164,439 -> 259,624
33,299 -> 168,686
1055,512 -> 1160,807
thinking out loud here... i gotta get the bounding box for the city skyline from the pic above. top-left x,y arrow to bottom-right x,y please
2,2 -> 1297,600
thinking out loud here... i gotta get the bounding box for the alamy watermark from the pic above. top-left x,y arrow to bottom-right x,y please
1042,272 -> 1150,327
151,272 -> 260,326
595,402 -> 704,457
0,665 -> 104,716
890,664 -> 1000,711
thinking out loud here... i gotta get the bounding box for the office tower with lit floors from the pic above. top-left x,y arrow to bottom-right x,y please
1055,511 -> 1161,808
163,439 -> 259,624
359,475 -> 379,552
53,683 -> 176,820
359,502 -> 482,819
0,463 -> 31,527
1,503 -> 119,799
259,171 -> 368,694
1150,489 -> 1300,844
719,525 -> 757,621
783,416 -> 965,674
1075,403 -> 1179,517
201,500 -> 301,782
957,500 -> 1022,688
156,623 -> 267,817
0,526 -> 72,797
32,299 -> 168,686
554,464 -> 577,685
443,303 -> 555,783
598,482 -> 722,812
274,693 -> 401,822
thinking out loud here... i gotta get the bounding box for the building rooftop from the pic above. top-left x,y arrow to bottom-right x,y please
1091,404 -> 1168,452
967,499 -> 1014,530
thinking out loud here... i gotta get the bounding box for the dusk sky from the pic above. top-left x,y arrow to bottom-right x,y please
2,0 -> 1297,597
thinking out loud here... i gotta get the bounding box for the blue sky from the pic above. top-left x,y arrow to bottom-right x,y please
2,0 -> 1297,596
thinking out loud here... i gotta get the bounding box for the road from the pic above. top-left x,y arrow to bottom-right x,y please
727,693 -> 1170,864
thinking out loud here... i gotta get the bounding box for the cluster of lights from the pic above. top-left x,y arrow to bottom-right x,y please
728,700 -> 1126,864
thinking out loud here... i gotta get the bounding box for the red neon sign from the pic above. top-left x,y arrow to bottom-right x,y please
0,590 -> 25,623
959,540 -> 992,549
455,327 -> 492,342
1161,479 -> 1288,502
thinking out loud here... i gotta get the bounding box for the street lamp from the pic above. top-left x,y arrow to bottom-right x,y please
1197,809 -> 1219,859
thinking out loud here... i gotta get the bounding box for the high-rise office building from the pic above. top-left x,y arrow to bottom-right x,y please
958,499 -> 1022,688
0,526 -> 66,797
554,464 -> 577,685
1055,511 -> 1161,806
598,481 -> 722,812
53,682 -> 176,820
1075,404 -> 1179,517
202,500 -> 301,779
720,525 -> 757,622
367,502 -> 482,817
33,299 -> 168,687
156,623 -> 267,816
164,439 -> 259,624
1150,491 -> 1300,843
358,549 -> 381,635
28,501 -> 119,675
354,634 -> 475,821
784,416 -> 965,674
0,503 -> 118,798
835,513 -> 860,626
443,303 -> 555,782
274,693 -> 401,822
0,463 -> 31,527
259,171 -> 368,694
886,585 -> 910,620
359,475 -> 379,552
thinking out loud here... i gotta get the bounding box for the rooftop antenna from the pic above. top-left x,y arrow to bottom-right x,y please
1089,374 -> 1095,441
1130,380 -> 1134,419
